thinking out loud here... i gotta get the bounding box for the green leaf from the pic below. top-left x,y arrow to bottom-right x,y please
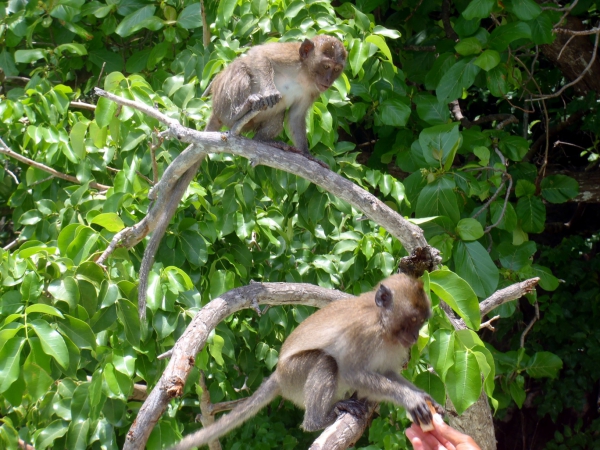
527,11 -> 555,45
217,0 -> 237,27
430,270 -> 480,330
29,319 -> 70,370
526,351 -> 563,378
20,271 -> 42,302
505,0 -> 541,21
34,420 -> 69,450
499,135 -> 529,161
473,50 -> 501,71
416,177 -> 460,224
25,304 -> 65,318
455,37 -> 482,56
177,4 -> 203,29
90,213 -> 125,232
454,241 -> 499,298
348,39 -> 375,77
456,218 -> 484,241
95,97 -> 117,129
414,371 -> 446,406
366,34 -> 393,63
540,175 -> 579,203
414,94 -> 450,125
509,379 -> 526,408
209,334 -> 225,366
0,336 -> 26,393
429,329 -> 456,380
489,22 -> 532,51
115,5 -> 157,37
117,299 -> 140,347
445,349 -> 482,414
66,419 -> 90,450
419,123 -> 461,169
48,277 -> 80,309
462,0 -> 495,20
14,49 -> 48,64
377,98 -> 411,127
497,241 -> 536,271
436,58 -> 480,103
516,196 -> 546,233
530,265 -> 559,291
59,315 -> 97,350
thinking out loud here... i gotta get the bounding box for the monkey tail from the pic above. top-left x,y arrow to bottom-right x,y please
168,374 -> 281,450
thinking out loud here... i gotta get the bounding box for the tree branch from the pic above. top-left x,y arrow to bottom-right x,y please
122,282 -> 353,450
0,137 -> 110,191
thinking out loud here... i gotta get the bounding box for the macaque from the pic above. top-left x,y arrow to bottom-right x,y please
137,36 -> 346,321
168,273 -> 442,450
204,35 -> 347,161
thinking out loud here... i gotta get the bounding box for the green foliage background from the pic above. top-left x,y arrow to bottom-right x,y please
0,0 -> 596,449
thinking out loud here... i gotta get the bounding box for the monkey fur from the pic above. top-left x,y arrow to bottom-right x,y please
168,273 -> 442,450
204,35 -> 347,158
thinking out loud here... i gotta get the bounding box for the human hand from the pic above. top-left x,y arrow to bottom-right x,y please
405,414 -> 481,450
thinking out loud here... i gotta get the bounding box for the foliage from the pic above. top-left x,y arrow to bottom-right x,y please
0,0 -> 593,448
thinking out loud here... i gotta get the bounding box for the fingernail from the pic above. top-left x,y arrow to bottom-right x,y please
433,413 -> 444,425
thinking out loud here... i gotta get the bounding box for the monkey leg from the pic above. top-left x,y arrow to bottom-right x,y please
301,353 -> 341,431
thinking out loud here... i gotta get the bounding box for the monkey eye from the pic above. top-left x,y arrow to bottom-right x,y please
334,67 -> 340,72
324,64 -> 330,69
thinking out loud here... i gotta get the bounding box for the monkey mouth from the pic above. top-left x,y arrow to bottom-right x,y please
398,334 -> 416,347
317,82 -> 330,92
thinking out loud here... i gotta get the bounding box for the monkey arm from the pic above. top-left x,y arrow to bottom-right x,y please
343,370 -> 436,426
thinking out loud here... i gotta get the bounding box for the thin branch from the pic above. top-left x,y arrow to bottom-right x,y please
0,138 -> 110,191
471,179 -> 507,220
18,439 -> 35,450
479,278 -> 540,317
485,175 -> 513,234
554,26 -> 600,36
480,315 -> 501,331
520,301 -> 540,348
3,238 -> 20,251
530,27 -> 600,100
441,0 -> 459,41
70,101 -> 96,111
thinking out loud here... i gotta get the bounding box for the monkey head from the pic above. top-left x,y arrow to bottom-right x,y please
375,275 -> 432,348
299,35 -> 347,93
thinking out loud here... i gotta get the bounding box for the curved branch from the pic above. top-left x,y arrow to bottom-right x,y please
94,88 -> 429,256
122,282 -> 353,450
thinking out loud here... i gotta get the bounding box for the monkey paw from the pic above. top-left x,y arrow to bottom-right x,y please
334,397 -> 369,419
406,394 -> 441,429
248,92 -> 281,111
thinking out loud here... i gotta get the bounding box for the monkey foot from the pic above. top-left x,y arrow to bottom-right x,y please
333,397 -> 369,419
266,141 -> 330,169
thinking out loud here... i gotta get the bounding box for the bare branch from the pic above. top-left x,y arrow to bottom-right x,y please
94,88 -> 429,257
480,315 -> 501,331
530,27 -> 600,100
520,301 -> 540,348
308,402 -> 376,450
122,282 -> 353,450
479,278 -> 540,317
70,101 -> 96,111
0,137 -> 110,191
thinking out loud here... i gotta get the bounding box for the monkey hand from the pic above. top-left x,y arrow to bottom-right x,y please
248,91 -> 282,111
405,393 -> 442,432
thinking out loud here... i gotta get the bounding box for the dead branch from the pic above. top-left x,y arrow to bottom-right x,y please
93,88 -> 431,261
0,137 -> 110,191
479,278 -> 540,317
122,282 -> 353,450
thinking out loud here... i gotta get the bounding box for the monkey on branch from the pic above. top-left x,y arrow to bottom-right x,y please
168,273 -> 443,450
138,35 -> 347,322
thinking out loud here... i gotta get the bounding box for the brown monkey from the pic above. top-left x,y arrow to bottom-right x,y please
138,36 -> 346,321
204,35 -> 347,161
168,273 -> 442,450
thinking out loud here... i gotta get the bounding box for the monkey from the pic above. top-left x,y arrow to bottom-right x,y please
168,273 -> 442,450
204,35 -> 347,164
137,36 -> 346,321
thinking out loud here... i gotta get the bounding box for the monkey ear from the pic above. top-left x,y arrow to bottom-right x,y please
299,39 -> 315,59
375,283 -> 393,308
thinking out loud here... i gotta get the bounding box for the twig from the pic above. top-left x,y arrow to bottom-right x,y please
5,167 -> 19,184
70,101 -> 96,111
485,175 -> 513,233
106,166 -> 154,185
520,301 -> 540,348
479,278 -> 540,317
530,27 -> 600,100
552,0 -> 579,26
18,439 -> 35,450
198,372 -> 222,450
0,137 -> 110,191
554,26 -> 600,36
480,315 -> 501,331
557,35 -> 576,60
472,179 -> 507,219
3,238 -> 20,251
